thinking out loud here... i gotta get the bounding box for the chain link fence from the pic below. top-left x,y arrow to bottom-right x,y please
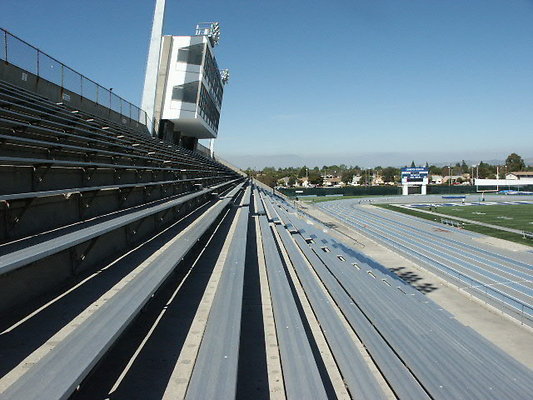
1,28 -> 147,126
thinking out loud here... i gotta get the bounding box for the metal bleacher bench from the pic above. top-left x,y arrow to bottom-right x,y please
0,183 -> 245,400
0,179 -> 239,276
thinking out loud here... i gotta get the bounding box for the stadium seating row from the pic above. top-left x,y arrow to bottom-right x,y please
1,79 -> 531,400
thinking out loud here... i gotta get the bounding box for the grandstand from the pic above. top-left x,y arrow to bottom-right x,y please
1,25 -> 532,400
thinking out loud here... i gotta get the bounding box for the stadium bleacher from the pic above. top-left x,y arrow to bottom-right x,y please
0,54 -> 532,400
0,76 -> 242,310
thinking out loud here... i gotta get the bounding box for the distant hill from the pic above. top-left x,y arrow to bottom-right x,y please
221,152 -> 533,170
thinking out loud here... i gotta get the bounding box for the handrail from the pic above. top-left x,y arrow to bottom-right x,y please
0,27 -> 148,126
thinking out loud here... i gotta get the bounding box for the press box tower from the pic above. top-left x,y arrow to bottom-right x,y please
153,23 -> 229,151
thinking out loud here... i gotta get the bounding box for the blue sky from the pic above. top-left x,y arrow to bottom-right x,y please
2,0 -> 533,168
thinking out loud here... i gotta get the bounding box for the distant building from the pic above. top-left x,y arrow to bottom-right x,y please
350,175 -> 362,186
298,177 -> 312,188
506,171 -> 533,180
430,175 -> 443,184
442,175 -> 463,184
323,175 -> 342,187
278,176 -> 291,187
372,175 -> 384,185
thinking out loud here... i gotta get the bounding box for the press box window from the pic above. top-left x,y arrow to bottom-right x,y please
177,43 -> 205,65
172,81 -> 199,103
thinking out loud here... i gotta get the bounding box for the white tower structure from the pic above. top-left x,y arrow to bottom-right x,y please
152,23 -> 228,151
141,0 -> 166,135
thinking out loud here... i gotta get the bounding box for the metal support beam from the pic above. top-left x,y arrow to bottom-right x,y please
70,237 -> 99,275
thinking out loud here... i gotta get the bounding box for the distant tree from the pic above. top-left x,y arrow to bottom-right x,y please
288,176 -> 296,186
257,174 -> 277,188
429,165 -> 442,175
382,167 -> 399,183
327,165 -> 340,175
477,161 -> 491,179
410,160 -> 416,168
505,153 -> 525,172
361,169 -> 373,185
451,162 -> 461,176
309,171 -> 323,185
244,168 -> 255,177
461,160 -> 469,174
297,166 -> 308,178
341,171 -> 353,183
263,167 -> 277,176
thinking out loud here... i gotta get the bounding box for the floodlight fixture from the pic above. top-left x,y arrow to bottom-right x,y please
195,22 -> 221,46
220,69 -> 230,85
210,22 -> 221,45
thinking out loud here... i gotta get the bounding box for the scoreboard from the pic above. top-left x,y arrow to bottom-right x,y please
401,167 -> 429,184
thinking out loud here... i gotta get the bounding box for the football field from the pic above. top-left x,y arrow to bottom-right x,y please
435,204 -> 533,232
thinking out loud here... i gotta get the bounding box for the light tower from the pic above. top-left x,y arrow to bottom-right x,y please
141,0 -> 166,135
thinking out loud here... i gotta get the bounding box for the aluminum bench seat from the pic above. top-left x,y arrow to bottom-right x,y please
0,179 -> 240,276
0,183 -> 244,400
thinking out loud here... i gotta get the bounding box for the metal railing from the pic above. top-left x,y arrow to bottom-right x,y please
1,27 -> 148,126
455,272 -> 532,326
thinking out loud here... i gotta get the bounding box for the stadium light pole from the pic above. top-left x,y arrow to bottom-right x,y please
141,0 -> 166,136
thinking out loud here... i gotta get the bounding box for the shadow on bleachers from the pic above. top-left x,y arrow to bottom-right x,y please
0,77 -> 241,312
389,266 -> 439,294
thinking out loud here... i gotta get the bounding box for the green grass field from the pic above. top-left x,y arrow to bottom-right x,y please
435,204 -> 533,231
375,204 -> 533,247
